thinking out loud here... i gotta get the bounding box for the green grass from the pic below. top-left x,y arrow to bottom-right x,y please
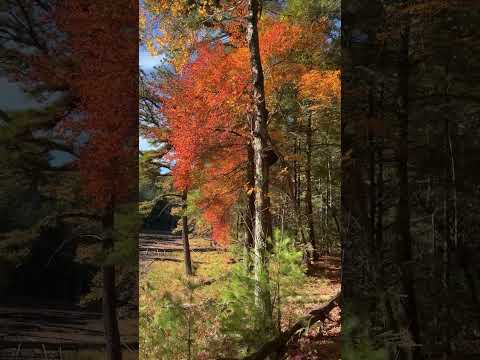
140,237 -> 340,359
142,239 -> 231,301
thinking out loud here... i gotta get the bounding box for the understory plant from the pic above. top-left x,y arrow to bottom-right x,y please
140,279 -> 201,360
219,230 -> 306,357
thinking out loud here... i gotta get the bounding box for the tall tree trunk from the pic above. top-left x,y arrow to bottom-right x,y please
244,143 -> 255,270
102,204 -> 122,360
396,23 -> 421,360
246,0 -> 273,330
444,103 -> 455,358
376,85 -> 384,255
327,155 -> 332,252
293,138 -> 299,210
266,133 -> 307,254
293,137 -> 305,250
305,114 -> 317,260
295,139 -> 302,210
368,87 -> 377,259
245,142 -> 255,249
182,188 -> 193,276
265,165 -> 273,246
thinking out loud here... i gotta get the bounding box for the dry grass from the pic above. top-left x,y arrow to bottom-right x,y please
141,238 -> 232,303
62,350 -> 138,360
140,237 -> 341,359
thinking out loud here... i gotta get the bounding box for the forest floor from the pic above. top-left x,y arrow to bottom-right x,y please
0,304 -> 137,359
284,256 -> 341,360
140,235 -> 341,360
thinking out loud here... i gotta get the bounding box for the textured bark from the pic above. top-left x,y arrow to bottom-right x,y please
266,134 -> 307,251
182,188 -> 193,276
295,139 -> 301,210
396,23 -> 421,360
245,143 -> 255,249
305,114 -> 317,259
102,205 -> 122,360
241,293 -> 341,360
265,165 -> 273,246
246,0 -> 272,330
343,1 -> 480,358
368,87 -> 376,258
341,0 -> 384,350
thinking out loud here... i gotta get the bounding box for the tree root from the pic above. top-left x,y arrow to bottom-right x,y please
239,292 -> 341,360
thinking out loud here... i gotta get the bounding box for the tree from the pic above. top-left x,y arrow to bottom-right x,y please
342,1 -> 480,358
245,0 -> 274,330
1,1 -> 138,358
52,2 -> 137,359
296,69 -> 340,259
181,188 -> 193,276
143,0 -> 341,345
155,18 -> 304,246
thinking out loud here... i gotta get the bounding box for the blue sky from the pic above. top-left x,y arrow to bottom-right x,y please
0,77 -> 61,111
140,137 -> 153,151
1,48 -> 163,161
0,76 -> 73,167
139,46 -> 164,73
139,46 -> 163,151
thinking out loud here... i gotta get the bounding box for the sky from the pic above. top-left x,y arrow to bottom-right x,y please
139,46 -> 164,73
139,46 -> 164,151
1,47 -> 161,111
139,46 -> 172,175
0,77 -> 44,111
0,77 -> 72,167
1,47 -> 163,163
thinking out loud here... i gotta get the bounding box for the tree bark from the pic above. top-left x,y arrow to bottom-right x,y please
102,204 -> 122,360
265,165 -> 273,245
368,87 -> 377,259
246,0 -> 273,331
182,188 -> 193,276
295,139 -> 301,210
241,292 -> 340,360
245,142 -> 255,249
396,22 -> 421,360
305,114 -> 317,260
243,143 -> 255,271
293,139 -> 299,210
265,133 -> 307,252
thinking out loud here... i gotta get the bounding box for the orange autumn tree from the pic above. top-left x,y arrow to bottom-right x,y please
36,2 -> 137,359
299,69 -> 340,106
155,19 -> 308,245
29,1 -> 138,220
52,1 -> 138,207
141,0 -> 248,72
4,1 -> 137,357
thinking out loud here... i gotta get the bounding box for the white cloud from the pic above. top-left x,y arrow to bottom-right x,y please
139,47 -> 164,72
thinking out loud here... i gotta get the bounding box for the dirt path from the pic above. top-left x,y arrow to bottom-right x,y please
139,232 -> 219,261
139,234 -> 341,359
0,305 -> 137,348
285,256 -> 341,360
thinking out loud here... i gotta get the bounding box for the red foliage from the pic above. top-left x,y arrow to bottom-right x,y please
198,153 -> 245,245
5,1 -> 137,211
161,43 -> 250,189
157,20 -> 304,244
52,1 -> 138,209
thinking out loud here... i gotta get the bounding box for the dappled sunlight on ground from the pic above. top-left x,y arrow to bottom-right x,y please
285,257 -> 341,360
140,236 -> 341,359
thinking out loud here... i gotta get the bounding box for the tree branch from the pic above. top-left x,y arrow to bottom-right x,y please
240,292 -> 341,360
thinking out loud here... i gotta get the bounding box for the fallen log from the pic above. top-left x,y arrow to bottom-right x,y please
140,256 -> 183,262
240,292 -> 341,360
139,247 -> 220,253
